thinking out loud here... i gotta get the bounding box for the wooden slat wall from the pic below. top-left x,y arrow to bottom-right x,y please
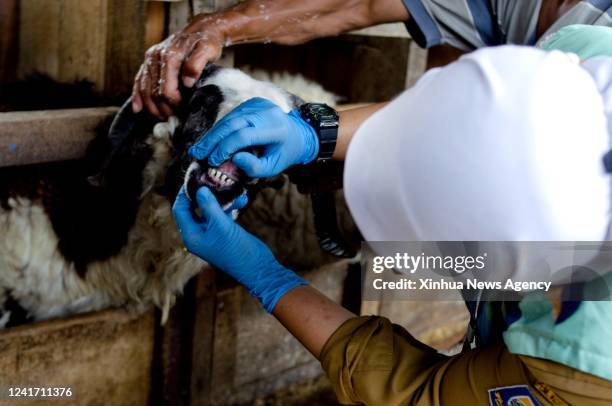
0,310 -> 155,406
105,0 -> 147,96
17,0 -> 146,96
0,0 -> 19,83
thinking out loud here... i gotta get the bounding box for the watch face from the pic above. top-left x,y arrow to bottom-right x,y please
307,103 -> 339,125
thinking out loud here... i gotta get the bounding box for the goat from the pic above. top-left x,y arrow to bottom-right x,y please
0,66 -> 354,328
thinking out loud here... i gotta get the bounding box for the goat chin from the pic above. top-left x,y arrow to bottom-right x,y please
0,118 -> 202,327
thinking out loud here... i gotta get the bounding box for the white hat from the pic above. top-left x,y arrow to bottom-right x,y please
344,46 -> 611,243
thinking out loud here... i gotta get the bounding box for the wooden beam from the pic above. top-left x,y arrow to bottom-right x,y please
0,107 -> 118,168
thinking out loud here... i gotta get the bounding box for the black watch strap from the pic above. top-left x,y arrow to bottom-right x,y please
299,103 -> 339,162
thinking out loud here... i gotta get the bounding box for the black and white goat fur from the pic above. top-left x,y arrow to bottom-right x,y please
0,66 -> 328,327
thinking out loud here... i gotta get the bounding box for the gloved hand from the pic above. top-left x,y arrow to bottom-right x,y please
224,192 -> 249,218
173,186 -> 308,312
189,97 -> 319,178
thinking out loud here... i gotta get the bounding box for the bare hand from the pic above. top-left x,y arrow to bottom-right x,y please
132,18 -> 225,119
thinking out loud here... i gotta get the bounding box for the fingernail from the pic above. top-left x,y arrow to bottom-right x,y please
183,77 -> 197,88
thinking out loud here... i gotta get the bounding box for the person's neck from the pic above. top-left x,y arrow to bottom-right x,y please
536,0 -> 581,39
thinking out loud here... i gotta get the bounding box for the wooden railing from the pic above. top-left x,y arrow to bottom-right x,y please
0,107 -> 118,168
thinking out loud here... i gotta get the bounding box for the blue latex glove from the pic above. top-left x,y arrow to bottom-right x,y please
188,97 -> 319,178
224,192 -> 249,217
173,186 -> 308,312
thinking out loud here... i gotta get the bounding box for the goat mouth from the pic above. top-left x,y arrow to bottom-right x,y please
185,160 -> 249,207
200,161 -> 241,189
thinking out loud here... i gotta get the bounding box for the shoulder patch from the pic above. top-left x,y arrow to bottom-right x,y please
488,385 -> 541,406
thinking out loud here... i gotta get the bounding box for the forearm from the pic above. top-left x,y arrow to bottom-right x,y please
186,0 -> 409,47
334,103 -> 387,160
272,285 -> 355,359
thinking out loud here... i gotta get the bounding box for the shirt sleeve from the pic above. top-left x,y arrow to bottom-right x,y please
320,316 -> 447,405
400,0 -> 541,50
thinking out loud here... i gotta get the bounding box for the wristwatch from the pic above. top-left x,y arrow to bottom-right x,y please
299,103 -> 339,162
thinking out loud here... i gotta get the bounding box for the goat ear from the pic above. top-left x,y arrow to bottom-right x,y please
87,97 -> 157,188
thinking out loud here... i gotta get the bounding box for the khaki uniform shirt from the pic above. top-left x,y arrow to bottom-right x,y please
321,316 -> 612,405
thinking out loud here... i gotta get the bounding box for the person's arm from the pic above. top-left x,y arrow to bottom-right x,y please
335,103 -> 386,160
173,185 -> 353,323
273,285 -> 355,358
171,157 -> 448,406
218,0 -> 409,47
187,98 -> 386,180
133,0 -> 408,118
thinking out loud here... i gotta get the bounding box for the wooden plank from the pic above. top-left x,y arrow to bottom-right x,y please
158,280 -> 198,406
146,1 -> 168,50
0,309 -> 155,406
105,0 -> 147,96
192,0 -> 239,14
168,0 -> 192,34
0,0 -> 19,83
18,0 -> 62,79
189,268 -> 217,406
405,41 -> 428,88
19,0 -> 108,87
350,23 -> 411,38
234,36 -> 411,103
209,286 -> 241,403
58,0 -> 108,89
0,107 -> 118,168
18,0 -> 146,96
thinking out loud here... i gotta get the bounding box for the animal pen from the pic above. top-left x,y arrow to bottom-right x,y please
0,1 -> 468,405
